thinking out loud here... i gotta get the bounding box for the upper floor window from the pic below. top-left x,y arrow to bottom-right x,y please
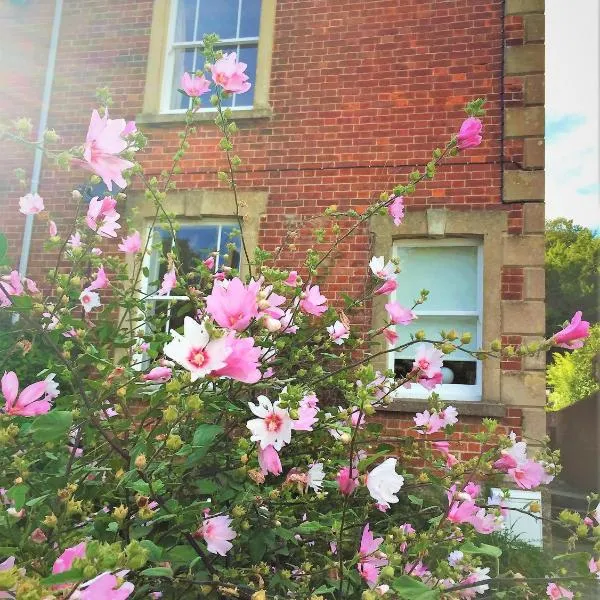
164,0 -> 262,112
390,239 -> 483,402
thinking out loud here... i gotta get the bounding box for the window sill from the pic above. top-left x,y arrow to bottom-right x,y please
378,399 -> 506,419
135,106 -> 274,126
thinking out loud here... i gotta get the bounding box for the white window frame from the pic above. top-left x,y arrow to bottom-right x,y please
141,219 -> 241,334
388,238 -> 484,402
161,0 -> 260,114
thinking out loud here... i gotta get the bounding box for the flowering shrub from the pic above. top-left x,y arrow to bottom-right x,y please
0,38 -> 598,600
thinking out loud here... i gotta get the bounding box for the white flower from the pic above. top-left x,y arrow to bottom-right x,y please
448,550 -> 464,567
79,290 -> 101,313
369,256 -> 395,280
163,316 -> 231,382
441,405 -> 458,427
367,458 -> 404,508
594,502 -> 600,524
44,373 -> 60,399
307,462 -> 325,492
246,395 -> 293,451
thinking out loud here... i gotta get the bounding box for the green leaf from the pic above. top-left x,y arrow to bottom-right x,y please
313,585 -> 337,594
140,567 -> 173,578
30,410 -> 73,442
407,494 -> 424,508
460,541 -> 502,558
139,540 -> 163,561
194,479 -> 218,494
7,484 -> 29,510
192,424 -> 223,447
41,568 -> 84,585
0,233 -> 8,265
297,521 -> 325,534
107,521 -> 119,532
393,575 -> 441,599
26,493 -> 50,507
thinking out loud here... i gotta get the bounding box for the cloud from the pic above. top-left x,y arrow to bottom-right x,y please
546,0 -> 599,229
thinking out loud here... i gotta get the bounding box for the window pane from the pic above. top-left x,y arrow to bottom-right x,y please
395,245 -> 479,312
196,0 -> 239,40
170,48 -> 196,110
239,0 -> 262,37
236,45 -> 257,106
176,225 -> 220,272
394,315 -> 479,361
218,225 -> 242,270
175,0 -> 198,42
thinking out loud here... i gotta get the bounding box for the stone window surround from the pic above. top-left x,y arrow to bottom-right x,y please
125,188 -> 268,278
370,208 -> 508,416
138,0 -> 277,125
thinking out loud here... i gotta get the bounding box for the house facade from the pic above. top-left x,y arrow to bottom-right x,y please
0,0 -> 546,453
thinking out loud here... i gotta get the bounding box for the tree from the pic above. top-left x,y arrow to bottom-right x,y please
545,218 -> 599,336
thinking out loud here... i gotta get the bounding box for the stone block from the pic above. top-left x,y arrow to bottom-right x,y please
523,202 -> 545,233
502,371 -> 546,407
521,407 -> 547,442
523,138 -> 545,168
503,234 -> 545,266
505,0 -> 545,14
524,267 -> 545,299
524,74 -> 545,105
503,170 -> 544,202
502,300 -> 545,334
524,14 -> 545,41
505,106 -> 545,137
505,45 -> 545,75
522,336 -> 547,370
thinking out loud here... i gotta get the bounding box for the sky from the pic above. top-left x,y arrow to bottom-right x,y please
546,0 -> 600,229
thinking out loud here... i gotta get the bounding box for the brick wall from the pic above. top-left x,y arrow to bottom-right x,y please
0,0 -> 544,450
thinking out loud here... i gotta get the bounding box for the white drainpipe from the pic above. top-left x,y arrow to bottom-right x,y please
17,0 -> 64,279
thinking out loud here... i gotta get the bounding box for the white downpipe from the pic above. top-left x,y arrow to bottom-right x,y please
17,0 -> 64,279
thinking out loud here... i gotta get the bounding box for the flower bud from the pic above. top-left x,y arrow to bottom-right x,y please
415,329 -> 426,341
187,395 -> 203,411
72,189 -> 82,200
460,332 -> 472,345
166,434 -> 183,451
134,454 -> 147,470
43,513 -> 58,528
113,504 -> 129,522
232,505 -> 246,518
441,342 -> 455,355
490,339 -> 502,352
163,406 -> 178,423
446,329 -> 458,341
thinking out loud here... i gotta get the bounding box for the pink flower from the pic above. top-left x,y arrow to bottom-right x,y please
280,309 -> 299,334
458,567 -> 490,598
546,583 -> 574,599
463,482 -> 480,500
30,528 -> 47,543
300,285 -> 327,316
469,507 -> 501,534
53,542 -> 86,574
86,196 -> 121,238
213,335 -> 262,384
447,499 -> 478,526
19,193 -> 44,215
210,52 -> 251,94
258,445 -> 283,476
374,279 -> 397,295
199,515 -> 237,556
118,231 -> 142,254
206,277 -> 259,331
385,302 -> 415,325
92,247 -> 102,255
412,343 -> 444,389
78,571 -> 134,600
203,256 -> 215,270
293,394 -> 320,431
337,466 -> 358,495
247,395 -> 293,450
163,317 -> 231,382
284,271 -> 299,287
357,524 -> 388,588
493,431 -> 528,471
158,268 -> 177,296
383,327 -> 398,345
388,195 -> 405,226
404,561 -> 431,579
80,290 -> 101,313
508,459 -> 546,490
82,109 -> 134,191
181,72 -> 211,97
68,232 -> 83,248
257,284 -> 286,319
457,117 -> 483,150
87,265 -> 109,291
121,121 -> 137,137
49,220 -> 58,236
588,557 -> 600,576
553,311 -> 590,349
414,410 -> 445,434
327,320 -> 350,345
369,256 -> 395,280
432,441 -> 459,468
142,367 -> 172,383
1,371 -> 54,416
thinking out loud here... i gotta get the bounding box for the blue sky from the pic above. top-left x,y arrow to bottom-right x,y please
546,0 -> 600,229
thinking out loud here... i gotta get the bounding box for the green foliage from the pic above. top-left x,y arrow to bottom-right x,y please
545,218 -> 599,336
547,324 -> 600,410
